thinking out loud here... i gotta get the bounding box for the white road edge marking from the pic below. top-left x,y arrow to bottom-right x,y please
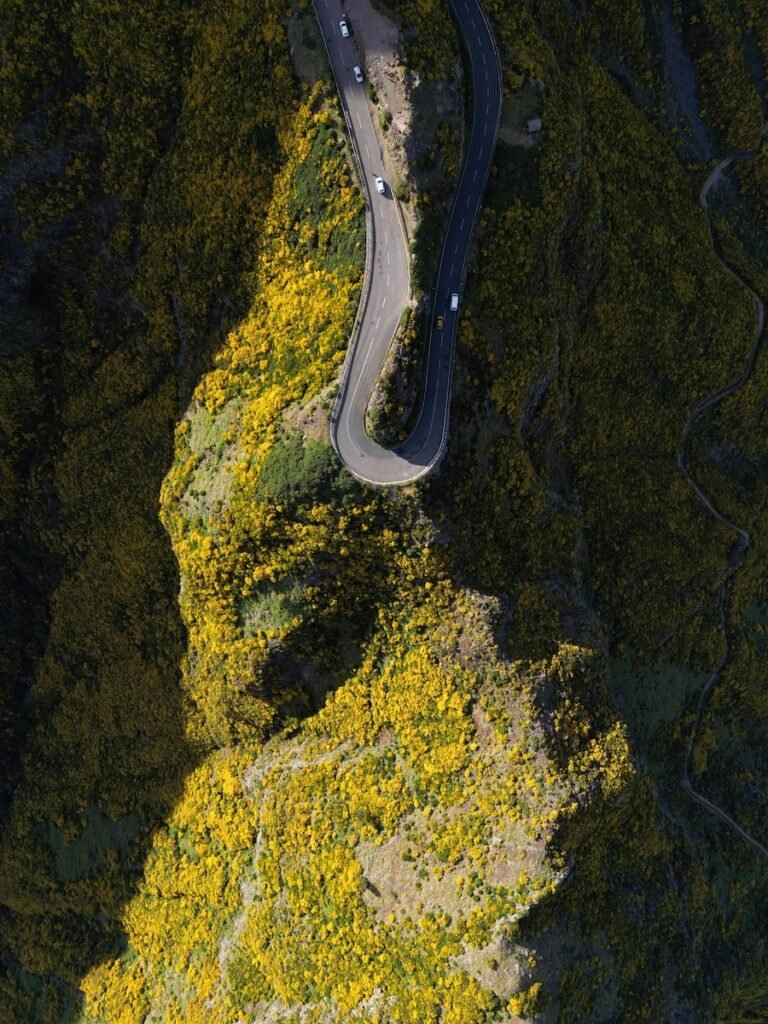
329,0 -> 502,484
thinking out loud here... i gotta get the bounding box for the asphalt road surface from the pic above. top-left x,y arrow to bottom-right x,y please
315,0 -> 502,485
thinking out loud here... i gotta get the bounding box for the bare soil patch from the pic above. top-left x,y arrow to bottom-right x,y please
283,384 -> 335,444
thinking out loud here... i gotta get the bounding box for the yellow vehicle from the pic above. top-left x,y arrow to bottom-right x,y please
435,313 -> 445,330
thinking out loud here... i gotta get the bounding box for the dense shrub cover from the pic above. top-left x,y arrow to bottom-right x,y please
2,0 -> 768,1021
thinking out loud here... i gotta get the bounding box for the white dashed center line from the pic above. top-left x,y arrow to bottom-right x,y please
326,0 -> 501,483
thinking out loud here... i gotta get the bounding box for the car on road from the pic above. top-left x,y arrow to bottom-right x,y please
435,313 -> 445,331
339,18 -> 349,37
353,65 -> 363,83
450,292 -> 459,311
374,176 -> 386,195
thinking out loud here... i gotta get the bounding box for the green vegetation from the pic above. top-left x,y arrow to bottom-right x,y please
2,0 -> 768,1022
257,433 -> 356,507
366,306 -> 425,445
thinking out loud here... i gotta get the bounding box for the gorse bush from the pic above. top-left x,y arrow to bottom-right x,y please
3,0 -> 768,1021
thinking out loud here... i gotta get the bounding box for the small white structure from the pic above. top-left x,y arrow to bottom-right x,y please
526,117 -> 542,134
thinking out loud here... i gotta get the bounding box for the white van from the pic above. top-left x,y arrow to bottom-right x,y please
450,292 -> 459,311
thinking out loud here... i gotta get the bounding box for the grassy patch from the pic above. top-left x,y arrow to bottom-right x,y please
188,400 -> 232,453
240,581 -> 311,635
501,79 -> 541,134
183,399 -> 241,520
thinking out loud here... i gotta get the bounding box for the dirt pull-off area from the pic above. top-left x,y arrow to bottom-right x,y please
344,0 -> 416,237
345,0 -> 399,67
344,0 -> 464,241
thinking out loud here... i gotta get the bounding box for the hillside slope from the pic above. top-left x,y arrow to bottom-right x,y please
2,0 -> 768,1022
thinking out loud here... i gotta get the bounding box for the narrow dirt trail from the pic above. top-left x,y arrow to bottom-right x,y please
677,139 -> 768,858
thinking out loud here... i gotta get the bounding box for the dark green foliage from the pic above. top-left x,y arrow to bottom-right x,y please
257,433 -> 358,508
284,118 -> 364,275
488,142 -> 541,208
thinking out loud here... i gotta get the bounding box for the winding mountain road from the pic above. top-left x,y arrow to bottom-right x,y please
313,0 -> 502,485
677,138 -> 768,860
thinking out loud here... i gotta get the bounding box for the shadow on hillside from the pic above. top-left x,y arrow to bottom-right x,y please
0,98 -> 248,1024
0,171 -> 217,1012
503,774 -> 710,1024
251,488 -> 395,727
0,4 -> 329,1015
0,373 -> 197,1022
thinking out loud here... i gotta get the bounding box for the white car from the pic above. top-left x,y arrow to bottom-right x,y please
374,176 -> 386,195
339,19 -> 349,37
353,65 -> 363,83
450,292 -> 459,311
